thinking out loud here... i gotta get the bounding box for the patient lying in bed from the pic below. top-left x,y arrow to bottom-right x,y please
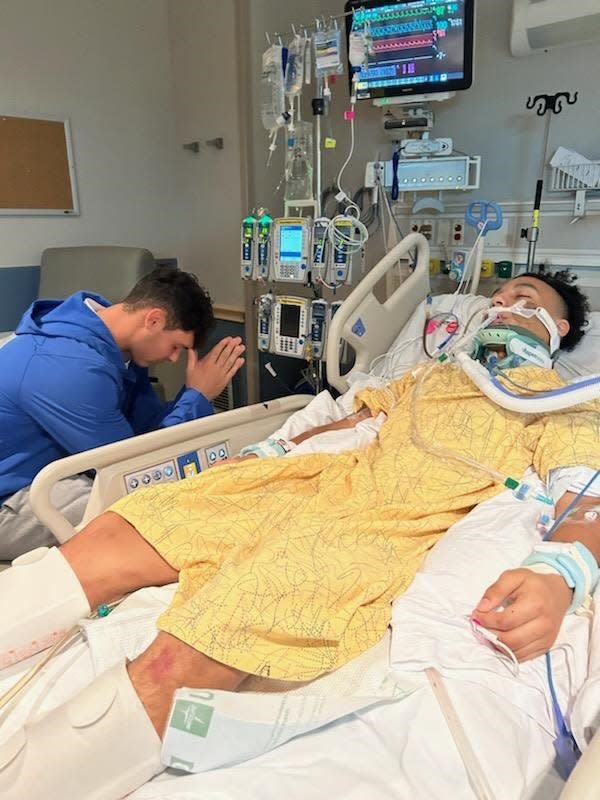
1,273 -> 599,800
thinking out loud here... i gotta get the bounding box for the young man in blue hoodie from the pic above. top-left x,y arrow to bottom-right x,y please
0,265 -> 245,558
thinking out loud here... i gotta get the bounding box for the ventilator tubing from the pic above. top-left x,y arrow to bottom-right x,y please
0,546 -> 90,669
0,660 -> 163,800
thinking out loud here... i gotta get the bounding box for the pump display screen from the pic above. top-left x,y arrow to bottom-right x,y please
280,304 -> 301,338
279,224 -> 304,262
345,0 -> 474,101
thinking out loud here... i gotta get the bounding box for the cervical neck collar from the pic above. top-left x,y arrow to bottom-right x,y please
471,325 -> 553,370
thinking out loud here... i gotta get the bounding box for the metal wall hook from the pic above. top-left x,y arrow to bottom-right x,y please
526,91 -> 579,116
182,137 -> 224,154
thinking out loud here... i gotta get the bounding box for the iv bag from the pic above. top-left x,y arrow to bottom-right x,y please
284,36 -> 308,97
313,27 -> 344,78
260,45 -> 285,131
285,121 -> 313,202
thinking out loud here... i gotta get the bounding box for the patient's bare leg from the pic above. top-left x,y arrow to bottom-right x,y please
128,630 -> 246,734
0,629 -> 247,799
61,510 -> 179,608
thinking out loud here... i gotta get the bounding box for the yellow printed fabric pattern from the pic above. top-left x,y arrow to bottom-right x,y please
111,364 -> 600,681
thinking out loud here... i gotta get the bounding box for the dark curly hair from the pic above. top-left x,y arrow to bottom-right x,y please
122,265 -> 215,349
519,270 -> 590,351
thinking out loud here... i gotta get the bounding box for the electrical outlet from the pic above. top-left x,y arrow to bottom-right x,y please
364,160 -> 385,189
450,218 -> 464,246
409,217 -> 436,242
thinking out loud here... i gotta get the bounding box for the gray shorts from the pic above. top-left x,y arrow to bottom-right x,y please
0,475 -> 93,561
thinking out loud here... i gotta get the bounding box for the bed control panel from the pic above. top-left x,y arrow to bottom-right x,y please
122,441 -> 231,494
204,441 -> 230,467
124,459 -> 179,493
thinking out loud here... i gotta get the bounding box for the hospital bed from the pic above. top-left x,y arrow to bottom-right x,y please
2,232 -> 600,799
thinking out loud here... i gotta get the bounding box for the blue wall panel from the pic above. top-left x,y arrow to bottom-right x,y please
0,267 -> 40,331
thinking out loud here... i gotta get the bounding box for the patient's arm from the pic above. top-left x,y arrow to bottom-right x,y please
291,406 -> 373,445
219,407 -> 375,465
474,492 -> 600,662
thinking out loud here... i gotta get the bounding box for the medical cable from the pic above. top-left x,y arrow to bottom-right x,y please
0,599 -> 122,712
543,469 -> 600,541
453,220 -> 489,300
369,336 -> 422,379
545,650 -> 582,780
425,668 -> 498,800
334,80 -> 356,207
0,626 -> 82,713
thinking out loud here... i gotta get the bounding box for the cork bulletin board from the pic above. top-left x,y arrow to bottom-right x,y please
0,114 -> 79,215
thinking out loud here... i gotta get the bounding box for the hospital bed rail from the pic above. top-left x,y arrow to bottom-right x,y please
30,395 -> 311,542
326,232 -> 430,393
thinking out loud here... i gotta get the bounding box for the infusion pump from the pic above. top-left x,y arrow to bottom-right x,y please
257,294 -> 337,360
272,296 -> 310,358
240,214 -> 358,286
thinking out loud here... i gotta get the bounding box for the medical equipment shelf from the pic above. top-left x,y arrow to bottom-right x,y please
549,159 -> 600,219
550,160 -> 600,192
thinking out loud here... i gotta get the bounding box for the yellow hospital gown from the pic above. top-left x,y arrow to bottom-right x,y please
111,364 -> 600,681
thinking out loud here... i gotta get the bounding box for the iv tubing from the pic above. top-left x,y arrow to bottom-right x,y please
0,626 -> 81,711
409,360 -> 507,486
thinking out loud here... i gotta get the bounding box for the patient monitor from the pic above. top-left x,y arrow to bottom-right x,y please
272,218 -> 311,283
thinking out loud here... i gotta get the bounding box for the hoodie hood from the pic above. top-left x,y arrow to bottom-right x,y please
15,291 -> 124,365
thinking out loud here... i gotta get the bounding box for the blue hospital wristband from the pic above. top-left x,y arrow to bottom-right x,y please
522,541 -> 599,614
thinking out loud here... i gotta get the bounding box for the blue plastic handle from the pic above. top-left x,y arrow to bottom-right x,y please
465,200 -> 503,235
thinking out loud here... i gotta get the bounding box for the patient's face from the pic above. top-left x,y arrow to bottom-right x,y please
490,277 -> 569,347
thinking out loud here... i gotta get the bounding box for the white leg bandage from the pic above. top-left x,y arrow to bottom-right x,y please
0,661 -> 163,799
0,546 -> 90,668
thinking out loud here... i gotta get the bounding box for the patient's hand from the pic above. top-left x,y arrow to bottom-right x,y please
473,568 -> 572,662
186,337 -> 245,400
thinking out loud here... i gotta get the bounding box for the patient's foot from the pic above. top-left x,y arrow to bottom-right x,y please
61,510 -> 179,609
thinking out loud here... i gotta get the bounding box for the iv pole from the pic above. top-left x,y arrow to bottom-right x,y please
521,91 -> 578,270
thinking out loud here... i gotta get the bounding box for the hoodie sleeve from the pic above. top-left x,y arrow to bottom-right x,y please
126,370 -> 214,434
19,357 -> 136,454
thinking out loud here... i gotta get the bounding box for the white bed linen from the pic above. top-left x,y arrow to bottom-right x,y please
0,389 -> 592,800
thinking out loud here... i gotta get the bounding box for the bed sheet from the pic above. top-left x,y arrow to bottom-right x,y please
0,388 -> 594,799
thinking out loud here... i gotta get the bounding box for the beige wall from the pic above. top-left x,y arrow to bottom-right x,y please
0,0 -> 187,266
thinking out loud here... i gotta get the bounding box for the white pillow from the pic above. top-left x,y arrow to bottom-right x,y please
555,311 -> 600,379
374,294 -> 599,380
